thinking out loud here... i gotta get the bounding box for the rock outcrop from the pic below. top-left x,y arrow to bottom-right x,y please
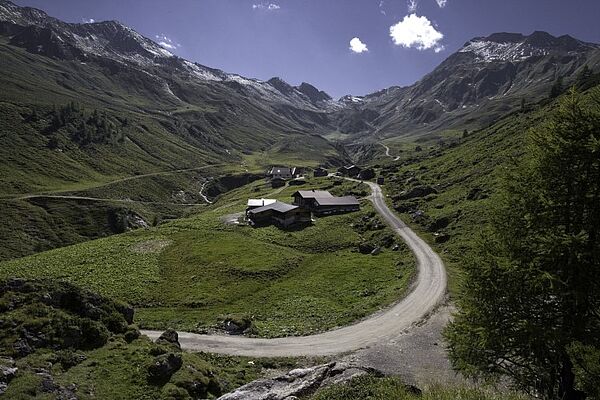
218,362 -> 380,400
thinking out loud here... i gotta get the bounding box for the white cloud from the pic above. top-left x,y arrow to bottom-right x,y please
155,34 -> 181,50
407,0 -> 418,13
82,18 -> 95,24
436,0 -> 447,7
252,3 -> 281,11
389,14 -> 444,52
349,37 -> 369,54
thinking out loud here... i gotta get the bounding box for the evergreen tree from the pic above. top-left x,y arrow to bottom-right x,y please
445,89 -> 600,399
550,76 -> 564,98
576,65 -> 593,91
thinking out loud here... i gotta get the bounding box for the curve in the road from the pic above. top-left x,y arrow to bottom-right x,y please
142,181 -> 447,357
380,143 -> 400,161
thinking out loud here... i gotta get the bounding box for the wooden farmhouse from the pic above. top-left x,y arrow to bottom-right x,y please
247,201 -> 311,228
292,190 -> 360,216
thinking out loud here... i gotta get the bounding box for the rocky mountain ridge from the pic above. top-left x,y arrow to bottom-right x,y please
1,0 -> 599,144
0,0 -> 341,113
338,31 -> 600,139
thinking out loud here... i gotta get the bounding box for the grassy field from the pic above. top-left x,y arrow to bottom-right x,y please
0,177 -> 416,338
308,375 -> 528,400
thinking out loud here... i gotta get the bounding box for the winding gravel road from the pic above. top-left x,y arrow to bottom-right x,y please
380,143 -> 400,161
142,181 -> 447,357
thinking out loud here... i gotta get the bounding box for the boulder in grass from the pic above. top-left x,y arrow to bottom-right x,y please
148,353 -> 183,385
156,328 -> 180,349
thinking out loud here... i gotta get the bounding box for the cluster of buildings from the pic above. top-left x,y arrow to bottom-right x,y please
266,165 -> 372,188
246,189 -> 360,228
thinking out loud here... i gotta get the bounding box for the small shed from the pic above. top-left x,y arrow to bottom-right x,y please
313,167 -> 329,177
358,168 -> 376,180
338,165 -> 362,177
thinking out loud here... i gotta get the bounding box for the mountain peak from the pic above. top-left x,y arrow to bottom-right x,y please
267,77 -> 295,95
482,32 -> 526,44
459,30 -> 596,63
296,82 -> 332,103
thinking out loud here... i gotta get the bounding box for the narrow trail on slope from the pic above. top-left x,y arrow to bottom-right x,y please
142,180 -> 448,357
380,143 -> 400,161
198,180 -> 213,204
6,194 -> 207,207
1,164 -> 224,201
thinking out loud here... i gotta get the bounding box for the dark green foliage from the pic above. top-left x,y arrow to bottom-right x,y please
45,103 -> 123,147
310,375 -> 416,400
309,375 -> 527,400
549,76 -> 564,98
445,89 -> 600,399
53,349 -> 87,370
569,342 -> 600,398
0,278 -> 133,357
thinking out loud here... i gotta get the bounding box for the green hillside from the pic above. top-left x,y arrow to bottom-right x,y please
0,177 -> 416,338
0,35 -> 349,260
376,80 -> 600,294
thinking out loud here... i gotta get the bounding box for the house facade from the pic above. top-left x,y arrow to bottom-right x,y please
292,190 -> 360,215
292,190 -> 334,209
313,196 -> 360,216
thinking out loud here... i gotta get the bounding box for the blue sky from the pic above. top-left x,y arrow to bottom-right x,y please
13,0 -> 600,98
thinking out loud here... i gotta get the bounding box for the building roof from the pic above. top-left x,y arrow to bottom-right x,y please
269,167 -> 293,176
247,199 -> 277,208
292,190 -> 334,199
314,196 -> 360,207
247,201 -> 299,215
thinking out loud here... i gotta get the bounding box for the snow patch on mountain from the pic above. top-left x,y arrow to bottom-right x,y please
460,39 -> 549,62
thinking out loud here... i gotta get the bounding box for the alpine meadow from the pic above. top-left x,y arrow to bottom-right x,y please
0,1 -> 599,399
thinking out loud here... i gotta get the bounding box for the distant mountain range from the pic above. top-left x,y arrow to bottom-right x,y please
1,0 -> 599,163
337,31 -> 600,139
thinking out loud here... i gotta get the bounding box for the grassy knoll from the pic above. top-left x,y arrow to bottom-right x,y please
0,197 -> 200,262
0,177 -> 415,337
308,375 -> 527,400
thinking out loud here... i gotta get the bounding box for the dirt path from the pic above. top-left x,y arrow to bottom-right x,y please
141,181 -> 448,357
380,143 -> 400,161
8,194 -> 207,207
198,180 -> 213,204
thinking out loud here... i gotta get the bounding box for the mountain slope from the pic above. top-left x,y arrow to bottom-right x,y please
0,0 -> 347,197
0,0 -> 351,260
338,31 -> 600,140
